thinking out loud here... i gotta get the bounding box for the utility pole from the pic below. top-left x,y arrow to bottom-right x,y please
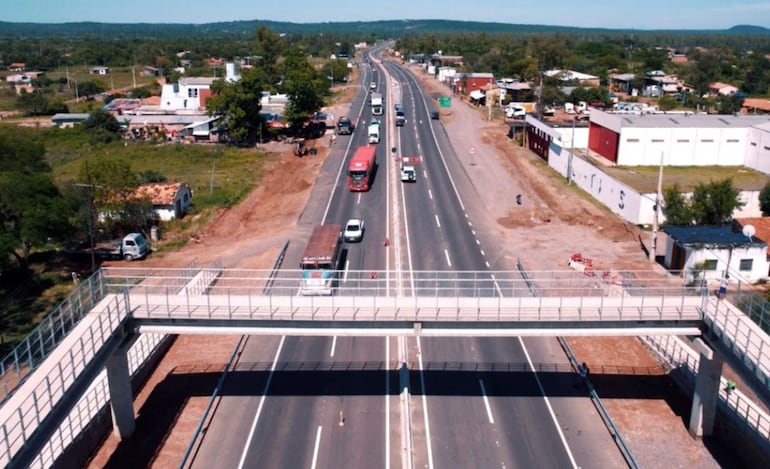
567,119 -> 577,185
73,162 -> 99,273
650,151 -> 664,262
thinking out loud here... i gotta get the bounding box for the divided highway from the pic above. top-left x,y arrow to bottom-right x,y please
189,52 -> 626,468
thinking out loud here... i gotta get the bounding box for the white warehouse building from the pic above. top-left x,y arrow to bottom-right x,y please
587,110 -> 770,171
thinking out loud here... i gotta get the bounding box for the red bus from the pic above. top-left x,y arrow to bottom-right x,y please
348,146 -> 376,191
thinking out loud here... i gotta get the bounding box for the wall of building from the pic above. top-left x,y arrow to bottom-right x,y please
547,143 -> 763,226
744,126 -> 770,174
665,241 -> 769,283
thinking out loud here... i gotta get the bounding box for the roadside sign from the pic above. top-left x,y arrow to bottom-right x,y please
439,96 -> 451,108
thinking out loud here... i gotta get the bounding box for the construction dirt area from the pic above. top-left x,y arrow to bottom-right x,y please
87,66 -> 746,468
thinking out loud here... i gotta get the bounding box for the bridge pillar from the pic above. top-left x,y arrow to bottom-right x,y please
106,345 -> 136,439
688,338 -> 722,438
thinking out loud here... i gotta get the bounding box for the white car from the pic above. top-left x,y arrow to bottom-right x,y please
343,218 -> 365,242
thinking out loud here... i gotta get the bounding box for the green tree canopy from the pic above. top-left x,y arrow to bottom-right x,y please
76,156 -> 150,238
16,90 -> 49,116
759,182 -> 770,216
690,178 -> 744,225
0,130 -> 72,266
206,67 -> 265,146
662,184 -> 693,225
83,109 -> 122,144
282,48 -> 325,130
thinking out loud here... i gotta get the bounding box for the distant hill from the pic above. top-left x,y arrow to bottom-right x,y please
0,19 -> 767,38
727,24 -> 770,35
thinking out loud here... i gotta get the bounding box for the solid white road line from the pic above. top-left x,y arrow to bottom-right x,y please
478,379 -> 495,424
330,336 -> 337,357
237,336 -> 286,469
385,337 -> 391,469
310,425 -> 323,469
416,337 -> 435,469
517,337 -> 579,468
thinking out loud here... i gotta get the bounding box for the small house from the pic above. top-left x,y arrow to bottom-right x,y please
135,182 -> 192,221
709,82 -> 739,97
663,225 -> 769,284
90,66 -> 111,75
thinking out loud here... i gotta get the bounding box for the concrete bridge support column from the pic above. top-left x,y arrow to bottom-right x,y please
689,338 -> 722,438
106,345 -> 135,439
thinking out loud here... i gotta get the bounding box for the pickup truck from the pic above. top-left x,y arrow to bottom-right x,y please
400,163 -> 416,182
66,232 -> 151,261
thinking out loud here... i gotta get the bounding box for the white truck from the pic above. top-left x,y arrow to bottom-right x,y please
370,92 -> 383,116
66,232 -> 151,261
368,119 -> 380,144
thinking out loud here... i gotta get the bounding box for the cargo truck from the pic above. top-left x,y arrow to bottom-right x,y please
336,116 -> 354,135
299,224 -> 343,295
370,92 -> 383,116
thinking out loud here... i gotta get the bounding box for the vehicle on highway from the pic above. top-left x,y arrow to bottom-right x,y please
348,146 -> 377,191
336,116 -> 354,135
343,218 -> 365,242
395,106 -> 405,126
400,163 -> 416,182
299,224 -> 343,295
369,81 -> 377,91
430,110 -> 440,120
371,92 -> 383,116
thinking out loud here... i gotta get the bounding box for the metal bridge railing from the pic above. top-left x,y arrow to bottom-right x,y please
0,293 -> 129,468
644,334 -> 770,448
0,273 -> 107,405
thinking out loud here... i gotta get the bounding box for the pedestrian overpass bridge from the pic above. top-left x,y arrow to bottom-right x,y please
1,266 -> 768,468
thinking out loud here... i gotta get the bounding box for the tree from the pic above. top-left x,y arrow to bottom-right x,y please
77,80 -> 106,100
690,178 -> 744,225
77,156 -> 147,237
16,90 -> 49,116
0,130 -> 72,266
759,182 -> 770,216
662,184 -> 693,225
206,67 -> 265,146
83,109 -> 122,144
282,48 -> 325,131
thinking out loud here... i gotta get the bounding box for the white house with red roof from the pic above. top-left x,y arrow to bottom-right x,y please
135,182 -> 192,221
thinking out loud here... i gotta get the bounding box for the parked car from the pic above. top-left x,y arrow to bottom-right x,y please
343,218 -> 365,242
430,110 -> 440,120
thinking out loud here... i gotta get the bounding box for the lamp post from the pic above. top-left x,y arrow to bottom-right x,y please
650,151 -> 664,262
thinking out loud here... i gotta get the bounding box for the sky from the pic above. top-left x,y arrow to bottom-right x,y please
2,0 -> 770,30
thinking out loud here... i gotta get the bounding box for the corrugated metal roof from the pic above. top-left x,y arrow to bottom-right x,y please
663,225 -> 766,247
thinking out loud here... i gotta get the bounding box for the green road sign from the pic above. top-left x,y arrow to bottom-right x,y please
439,96 -> 451,108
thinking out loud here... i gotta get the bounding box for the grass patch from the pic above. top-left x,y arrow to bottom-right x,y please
594,160 -> 770,193
0,127 -> 274,356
